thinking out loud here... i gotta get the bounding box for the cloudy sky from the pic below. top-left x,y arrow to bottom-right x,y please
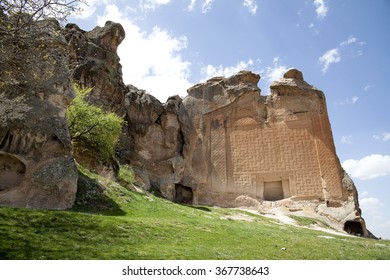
70,0 -> 390,239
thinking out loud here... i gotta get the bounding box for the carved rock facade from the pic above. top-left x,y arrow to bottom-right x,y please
178,69 -> 369,236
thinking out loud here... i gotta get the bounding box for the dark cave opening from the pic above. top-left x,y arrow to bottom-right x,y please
174,184 -> 193,204
344,220 -> 364,236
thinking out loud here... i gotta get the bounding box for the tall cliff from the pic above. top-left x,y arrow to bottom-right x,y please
0,19 -> 77,209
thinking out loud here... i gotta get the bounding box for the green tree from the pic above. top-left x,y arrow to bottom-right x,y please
67,84 -> 125,161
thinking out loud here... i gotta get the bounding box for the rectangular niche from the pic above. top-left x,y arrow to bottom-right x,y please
255,173 -> 292,201
263,181 -> 284,201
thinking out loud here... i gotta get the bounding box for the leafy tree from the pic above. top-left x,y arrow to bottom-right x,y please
67,84 -> 125,161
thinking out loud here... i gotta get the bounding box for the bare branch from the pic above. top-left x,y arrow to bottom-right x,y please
71,123 -> 100,141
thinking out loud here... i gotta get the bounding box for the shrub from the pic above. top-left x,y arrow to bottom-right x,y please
117,165 -> 136,189
66,84 -> 125,161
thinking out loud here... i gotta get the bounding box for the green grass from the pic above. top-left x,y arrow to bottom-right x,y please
288,215 -> 331,229
1,168 -> 389,260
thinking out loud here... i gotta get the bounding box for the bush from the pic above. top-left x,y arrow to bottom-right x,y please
117,165 -> 136,190
67,84 -> 125,161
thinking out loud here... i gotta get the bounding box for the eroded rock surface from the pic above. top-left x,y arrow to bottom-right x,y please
174,68 -> 369,237
64,21 -> 127,113
119,85 -> 185,200
0,19 -> 77,209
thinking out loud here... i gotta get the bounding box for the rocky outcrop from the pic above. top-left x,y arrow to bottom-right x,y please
119,85 -> 185,200
64,21 -> 127,113
63,22 -> 129,176
0,19 -> 77,209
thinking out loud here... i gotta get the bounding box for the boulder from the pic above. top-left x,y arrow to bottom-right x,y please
283,68 -> 304,80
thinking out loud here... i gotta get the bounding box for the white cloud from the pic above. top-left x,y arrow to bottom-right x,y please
342,154 -> 390,180
340,35 -> 357,46
319,48 -> 340,73
243,0 -> 258,15
373,133 -> 390,142
360,197 -> 384,215
74,0 -> 107,19
139,0 -> 171,11
346,96 -> 359,104
97,4 -> 192,102
201,0 -> 215,13
334,96 -> 360,107
319,35 -> 364,73
313,0 -> 328,20
265,65 -> 288,84
358,194 -> 390,239
187,0 -> 215,13
341,135 -> 352,144
263,57 -> 288,84
339,35 -> 365,58
188,0 -> 197,11
364,84 -> 373,91
200,59 -> 255,81
383,133 -> 390,141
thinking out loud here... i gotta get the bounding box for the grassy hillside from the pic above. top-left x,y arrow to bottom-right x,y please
1,167 -> 389,260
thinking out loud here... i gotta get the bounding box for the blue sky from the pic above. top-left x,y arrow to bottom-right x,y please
70,0 -> 390,239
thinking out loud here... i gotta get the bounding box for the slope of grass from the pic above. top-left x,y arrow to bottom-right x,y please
1,168 -> 389,260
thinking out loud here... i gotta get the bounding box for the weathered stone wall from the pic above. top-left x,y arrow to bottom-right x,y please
179,69 -> 347,206
196,70 -> 346,203
0,19 -> 77,209
178,69 -> 369,237
64,21 -> 127,114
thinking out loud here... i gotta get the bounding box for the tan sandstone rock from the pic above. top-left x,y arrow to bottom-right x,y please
119,85 -> 185,196
64,21 -> 127,113
176,68 -> 370,237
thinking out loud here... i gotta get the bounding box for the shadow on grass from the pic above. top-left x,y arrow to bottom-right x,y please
184,205 -> 212,212
70,171 -> 126,216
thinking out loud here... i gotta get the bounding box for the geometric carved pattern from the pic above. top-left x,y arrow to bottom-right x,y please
230,122 -> 322,197
208,111 -> 344,200
210,115 -> 226,188
234,117 -> 257,126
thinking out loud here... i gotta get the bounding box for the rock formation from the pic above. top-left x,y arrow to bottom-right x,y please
119,85 -> 184,199
0,19 -> 77,209
0,19 -> 371,237
64,21 -> 127,114
177,68 -> 369,236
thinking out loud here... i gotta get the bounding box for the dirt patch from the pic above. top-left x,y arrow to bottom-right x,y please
221,213 -> 254,222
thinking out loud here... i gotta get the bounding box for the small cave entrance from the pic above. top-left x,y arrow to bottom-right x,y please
0,154 -> 26,191
344,220 -> 364,236
263,181 -> 284,201
174,184 -> 193,204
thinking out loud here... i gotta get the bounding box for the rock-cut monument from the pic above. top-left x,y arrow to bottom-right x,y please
0,20 -> 372,237
174,68 -> 369,237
